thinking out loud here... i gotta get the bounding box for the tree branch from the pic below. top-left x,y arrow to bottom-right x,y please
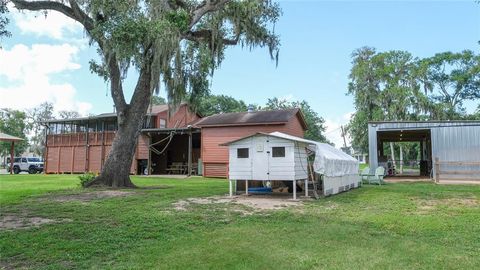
12,0 -> 77,21
184,29 -> 239,45
11,0 -> 94,31
12,0 -> 128,111
67,0 -> 94,31
189,0 -> 231,28
106,52 -> 128,112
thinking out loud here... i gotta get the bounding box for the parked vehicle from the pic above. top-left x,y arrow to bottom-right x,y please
6,157 -> 44,174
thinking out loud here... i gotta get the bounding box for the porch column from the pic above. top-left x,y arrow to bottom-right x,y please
147,134 -> 151,175
245,180 -> 248,195
229,179 -> 233,197
187,130 -> 192,176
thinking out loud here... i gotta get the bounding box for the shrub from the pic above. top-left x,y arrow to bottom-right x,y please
78,172 -> 96,187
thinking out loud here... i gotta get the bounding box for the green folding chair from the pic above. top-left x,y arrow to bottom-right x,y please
359,167 -> 370,185
368,166 -> 385,185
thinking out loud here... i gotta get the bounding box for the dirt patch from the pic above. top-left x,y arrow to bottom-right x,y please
0,215 -> 72,230
415,197 -> 479,213
173,195 -> 302,215
50,190 -> 135,202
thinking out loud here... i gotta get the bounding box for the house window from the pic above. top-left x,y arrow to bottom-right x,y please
237,148 -> 249,158
272,147 -> 285,157
159,119 -> 166,128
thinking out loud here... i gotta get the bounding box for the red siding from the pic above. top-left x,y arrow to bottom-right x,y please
59,147 -> 73,173
201,114 -> 305,178
136,134 -> 149,160
156,104 -> 200,128
73,147 -> 86,172
204,163 -> 228,178
44,105 -> 197,174
45,131 -> 137,174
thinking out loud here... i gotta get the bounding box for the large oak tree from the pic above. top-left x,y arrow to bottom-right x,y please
9,0 -> 280,187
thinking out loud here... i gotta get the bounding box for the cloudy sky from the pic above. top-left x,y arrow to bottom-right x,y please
0,1 -> 479,147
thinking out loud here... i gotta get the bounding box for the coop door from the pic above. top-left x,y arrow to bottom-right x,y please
252,136 -> 269,180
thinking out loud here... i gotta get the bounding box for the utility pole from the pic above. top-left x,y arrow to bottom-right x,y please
340,125 -> 347,149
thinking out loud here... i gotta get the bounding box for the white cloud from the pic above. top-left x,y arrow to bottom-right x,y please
324,111 -> 354,148
0,44 -> 92,115
12,9 -> 82,40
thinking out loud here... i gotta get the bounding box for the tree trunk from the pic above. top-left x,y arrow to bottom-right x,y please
399,144 -> 404,174
87,85 -> 152,188
389,142 -> 395,164
87,112 -> 142,188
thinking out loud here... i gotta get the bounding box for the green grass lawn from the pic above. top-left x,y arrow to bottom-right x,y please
1,174 -> 479,269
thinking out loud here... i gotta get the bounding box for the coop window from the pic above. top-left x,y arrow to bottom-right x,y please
237,148 -> 249,158
272,147 -> 285,157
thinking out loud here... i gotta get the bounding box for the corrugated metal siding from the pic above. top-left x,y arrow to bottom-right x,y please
431,126 -> 480,180
368,121 -> 480,180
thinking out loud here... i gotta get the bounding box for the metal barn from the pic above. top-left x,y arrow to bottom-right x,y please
368,121 -> 480,182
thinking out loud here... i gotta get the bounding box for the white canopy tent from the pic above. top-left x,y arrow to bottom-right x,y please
269,132 -> 360,195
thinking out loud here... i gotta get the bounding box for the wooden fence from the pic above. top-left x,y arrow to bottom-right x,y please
434,157 -> 480,182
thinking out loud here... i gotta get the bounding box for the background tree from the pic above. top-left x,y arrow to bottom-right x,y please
10,0 -> 281,187
0,109 -> 29,158
416,50 -> 480,119
347,47 -> 480,166
195,94 -> 247,116
347,48 -> 427,168
150,95 -> 167,105
0,0 -> 10,46
58,110 -> 81,119
26,102 -> 54,157
264,97 -> 330,143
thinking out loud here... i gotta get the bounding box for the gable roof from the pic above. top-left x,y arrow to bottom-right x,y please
194,109 -> 307,129
0,132 -> 24,142
220,131 -> 312,146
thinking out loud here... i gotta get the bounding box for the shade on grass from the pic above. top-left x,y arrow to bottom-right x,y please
0,174 -> 479,269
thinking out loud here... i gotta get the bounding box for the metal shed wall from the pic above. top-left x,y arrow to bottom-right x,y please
368,121 -> 480,180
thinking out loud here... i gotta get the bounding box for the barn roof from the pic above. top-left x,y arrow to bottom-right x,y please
194,109 -> 307,129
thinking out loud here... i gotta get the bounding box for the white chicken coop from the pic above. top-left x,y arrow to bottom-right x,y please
222,132 -> 360,199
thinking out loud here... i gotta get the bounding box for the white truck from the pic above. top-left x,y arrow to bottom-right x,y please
6,157 -> 44,174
